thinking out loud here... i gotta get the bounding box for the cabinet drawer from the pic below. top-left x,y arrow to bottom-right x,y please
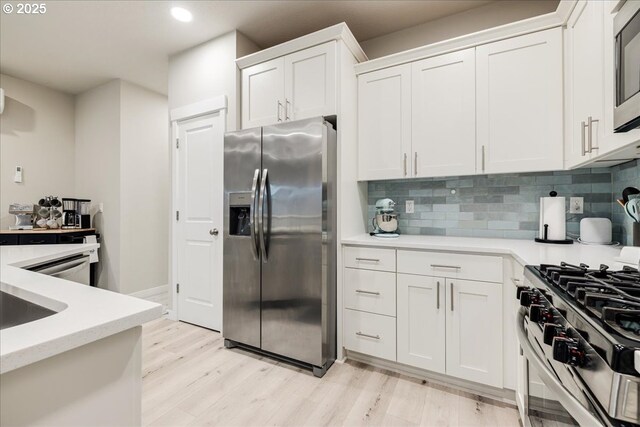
344,268 -> 396,317
344,246 -> 395,272
344,309 -> 396,361
397,250 -> 503,283
0,235 -> 19,245
18,234 -> 58,245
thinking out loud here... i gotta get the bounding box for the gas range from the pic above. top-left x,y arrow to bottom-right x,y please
519,262 -> 639,426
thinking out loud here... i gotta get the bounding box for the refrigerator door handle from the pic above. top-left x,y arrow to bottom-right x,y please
249,168 -> 260,260
258,168 -> 269,262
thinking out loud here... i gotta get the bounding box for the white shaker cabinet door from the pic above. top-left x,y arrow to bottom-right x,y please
446,279 -> 503,388
242,57 -> 285,129
284,42 -> 336,121
358,64 -> 412,180
565,0 -> 604,166
476,28 -> 563,174
397,274 -> 446,374
412,48 -> 476,177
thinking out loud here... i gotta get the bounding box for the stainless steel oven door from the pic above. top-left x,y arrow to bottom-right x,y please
516,308 -> 606,427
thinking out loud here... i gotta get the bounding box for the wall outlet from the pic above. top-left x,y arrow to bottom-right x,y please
570,197 -> 584,214
406,200 -> 415,214
98,203 -> 104,213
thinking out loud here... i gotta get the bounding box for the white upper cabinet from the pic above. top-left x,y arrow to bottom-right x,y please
476,28 -> 563,174
242,57 -> 285,129
565,0 -> 604,166
284,43 -> 336,121
412,48 -> 476,177
358,64 -> 412,180
241,42 -> 336,129
446,279 -> 503,388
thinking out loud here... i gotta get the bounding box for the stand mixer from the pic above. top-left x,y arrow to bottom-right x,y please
371,198 -> 399,237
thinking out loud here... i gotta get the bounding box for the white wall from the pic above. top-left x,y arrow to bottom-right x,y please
75,80 -> 122,291
119,81 -> 169,294
0,74 -> 76,229
360,0 -> 559,59
168,30 -> 260,131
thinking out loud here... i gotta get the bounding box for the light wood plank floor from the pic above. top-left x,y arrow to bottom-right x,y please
142,318 -> 521,427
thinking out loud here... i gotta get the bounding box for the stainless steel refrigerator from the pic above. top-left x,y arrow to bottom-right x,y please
223,116 -> 337,377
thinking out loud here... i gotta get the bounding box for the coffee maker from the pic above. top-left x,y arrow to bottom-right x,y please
62,198 -> 92,229
77,199 -> 91,228
371,198 -> 399,237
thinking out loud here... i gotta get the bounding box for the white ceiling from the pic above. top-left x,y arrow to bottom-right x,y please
0,0 -> 495,95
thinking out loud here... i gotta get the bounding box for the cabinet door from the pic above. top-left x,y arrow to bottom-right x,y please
446,279 -> 503,387
284,42 -> 336,121
565,0 -> 604,166
412,48 -> 476,177
476,28 -> 563,174
358,64 -> 412,180
397,274 -> 446,373
241,57 -> 285,129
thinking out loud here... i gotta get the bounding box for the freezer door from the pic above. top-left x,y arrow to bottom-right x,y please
260,117 -> 335,367
223,127 -> 262,348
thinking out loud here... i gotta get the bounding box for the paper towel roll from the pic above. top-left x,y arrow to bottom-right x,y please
539,196 -> 566,240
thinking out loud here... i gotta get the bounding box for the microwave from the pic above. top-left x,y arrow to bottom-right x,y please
614,0 -> 640,132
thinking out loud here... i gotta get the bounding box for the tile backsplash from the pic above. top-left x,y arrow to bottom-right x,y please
611,159 -> 640,245
368,169 -> 617,240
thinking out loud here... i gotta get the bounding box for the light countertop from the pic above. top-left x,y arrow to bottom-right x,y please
342,234 -> 638,268
0,244 -> 162,374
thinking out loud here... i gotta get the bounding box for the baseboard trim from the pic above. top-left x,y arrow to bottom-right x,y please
346,350 -> 516,407
128,284 -> 168,299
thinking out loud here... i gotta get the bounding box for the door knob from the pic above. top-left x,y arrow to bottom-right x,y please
209,228 -> 219,236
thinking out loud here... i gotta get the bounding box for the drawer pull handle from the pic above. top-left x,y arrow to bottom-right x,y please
431,264 -> 461,270
355,289 -> 380,296
355,257 -> 380,262
436,281 -> 440,309
450,282 -> 454,311
511,278 -> 521,285
356,332 -> 380,340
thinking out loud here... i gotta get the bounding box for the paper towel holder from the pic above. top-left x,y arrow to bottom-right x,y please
534,191 -> 574,244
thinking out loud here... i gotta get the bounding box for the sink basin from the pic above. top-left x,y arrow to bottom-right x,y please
0,290 -> 57,330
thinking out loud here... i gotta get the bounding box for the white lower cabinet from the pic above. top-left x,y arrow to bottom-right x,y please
446,279 -> 503,388
397,274 -> 446,373
344,309 -> 396,361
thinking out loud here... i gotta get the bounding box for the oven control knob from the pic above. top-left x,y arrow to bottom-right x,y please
552,337 -> 584,367
520,290 -> 539,307
543,323 -> 565,345
529,304 -> 545,322
516,286 -> 530,300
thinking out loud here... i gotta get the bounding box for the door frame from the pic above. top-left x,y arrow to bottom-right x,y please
168,96 -> 227,321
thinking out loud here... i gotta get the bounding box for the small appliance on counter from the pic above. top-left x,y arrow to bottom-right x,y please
371,198 -> 399,238
579,217 -> 614,245
61,198 -> 91,229
8,203 -> 34,230
535,191 -> 572,244
62,198 -> 77,228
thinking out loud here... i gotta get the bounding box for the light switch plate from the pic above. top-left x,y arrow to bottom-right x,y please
570,197 -> 584,214
406,200 -> 414,214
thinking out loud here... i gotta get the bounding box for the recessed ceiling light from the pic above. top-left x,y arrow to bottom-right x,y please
171,7 -> 193,23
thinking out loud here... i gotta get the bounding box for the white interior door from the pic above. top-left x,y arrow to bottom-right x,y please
176,112 -> 224,330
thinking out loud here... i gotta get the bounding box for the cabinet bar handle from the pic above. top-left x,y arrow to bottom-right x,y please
356,289 -> 381,296
430,264 -> 461,270
285,99 -> 291,121
356,257 -> 380,262
450,282 -> 454,311
403,153 -> 407,176
436,281 -> 440,309
277,101 -> 283,122
481,145 -> 486,172
587,116 -> 599,153
414,152 -> 418,176
581,121 -> 587,156
356,331 -> 380,340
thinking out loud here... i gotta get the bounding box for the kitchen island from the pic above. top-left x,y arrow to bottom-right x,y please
0,244 -> 162,426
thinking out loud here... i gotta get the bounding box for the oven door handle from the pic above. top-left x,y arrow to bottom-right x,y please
516,308 -> 604,427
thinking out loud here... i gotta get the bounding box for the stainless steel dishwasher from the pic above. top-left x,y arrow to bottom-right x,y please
28,254 -> 91,285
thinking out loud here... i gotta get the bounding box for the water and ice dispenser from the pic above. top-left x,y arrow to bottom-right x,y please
228,192 -> 252,236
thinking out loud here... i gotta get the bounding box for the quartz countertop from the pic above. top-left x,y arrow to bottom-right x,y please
342,234 -> 637,268
0,244 -> 162,374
